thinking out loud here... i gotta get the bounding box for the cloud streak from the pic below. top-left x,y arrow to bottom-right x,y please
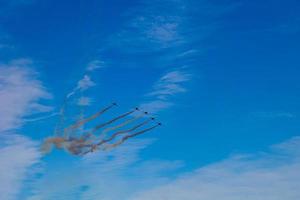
86,60 -> 105,71
129,137 -> 300,200
26,139 -> 181,200
0,59 -> 49,200
106,0 -> 186,53
0,133 -> 41,200
25,135 -> 300,200
140,69 -> 191,114
0,59 -> 52,131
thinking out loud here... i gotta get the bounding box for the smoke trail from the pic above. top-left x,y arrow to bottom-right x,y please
65,138 -> 93,155
41,137 -> 66,154
53,96 -> 69,136
81,118 -> 153,155
41,136 -> 93,155
99,118 -> 153,144
103,123 -> 160,150
41,140 -> 53,154
90,109 -> 137,134
100,115 -> 143,136
63,103 -> 116,137
54,74 -> 96,136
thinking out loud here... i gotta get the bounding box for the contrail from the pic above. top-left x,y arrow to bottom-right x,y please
103,123 -> 160,150
63,103 -> 116,136
66,89 -> 77,99
66,85 -> 81,99
24,112 -> 59,122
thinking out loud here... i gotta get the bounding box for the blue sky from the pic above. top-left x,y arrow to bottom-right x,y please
0,0 -> 300,199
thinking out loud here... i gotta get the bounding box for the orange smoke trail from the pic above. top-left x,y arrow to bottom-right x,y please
103,123 -> 160,150
98,118 -> 153,144
81,118 -> 153,155
63,103 -> 116,137
41,137 -> 67,154
100,115 -> 142,136
90,109 -> 136,133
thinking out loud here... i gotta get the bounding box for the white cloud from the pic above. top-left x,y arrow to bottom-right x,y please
26,139 -> 180,200
0,59 -> 48,200
67,75 -> 96,99
129,137 -> 300,200
0,133 -> 41,200
26,135 -> 300,200
0,59 -> 51,131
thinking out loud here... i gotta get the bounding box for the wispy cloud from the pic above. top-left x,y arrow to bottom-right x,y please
148,70 -> 191,96
67,59 -> 105,101
106,0 -> 239,55
106,0 -> 185,52
140,69 -> 191,113
67,75 -> 96,99
140,100 -> 174,114
177,49 -> 199,57
0,59 -> 52,131
0,59 -> 49,200
86,60 -> 105,72
146,22 -> 179,44
129,137 -> 300,200
0,133 -> 41,200
26,139 -> 182,200
25,135 -> 300,200
77,75 -> 95,91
